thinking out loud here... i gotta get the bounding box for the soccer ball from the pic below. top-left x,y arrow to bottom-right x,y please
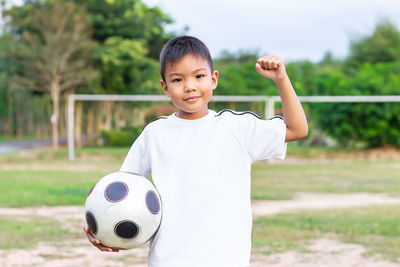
85,172 -> 162,249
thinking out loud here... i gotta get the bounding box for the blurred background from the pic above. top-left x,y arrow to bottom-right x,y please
0,0 -> 399,149
0,1 -> 400,266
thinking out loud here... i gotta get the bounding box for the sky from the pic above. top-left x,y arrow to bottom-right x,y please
142,0 -> 400,62
3,0 -> 400,63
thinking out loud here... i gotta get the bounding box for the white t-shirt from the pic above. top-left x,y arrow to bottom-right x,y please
120,109 -> 287,267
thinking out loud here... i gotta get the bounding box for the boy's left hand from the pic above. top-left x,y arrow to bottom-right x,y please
256,54 -> 288,82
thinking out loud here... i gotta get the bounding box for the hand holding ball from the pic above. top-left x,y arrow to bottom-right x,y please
85,172 -> 162,249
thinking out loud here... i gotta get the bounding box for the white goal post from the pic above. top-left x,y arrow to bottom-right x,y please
67,94 -> 400,161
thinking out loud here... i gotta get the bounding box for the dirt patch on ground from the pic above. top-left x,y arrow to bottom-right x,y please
0,239 -> 149,267
252,192 -> 400,218
1,193 -> 400,266
0,162 -> 117,172
251,239 -> 400,267
284,146 -> 400,163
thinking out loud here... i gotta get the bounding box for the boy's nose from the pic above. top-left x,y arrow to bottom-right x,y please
184,86 -> 195,92
184,82 -> 196,92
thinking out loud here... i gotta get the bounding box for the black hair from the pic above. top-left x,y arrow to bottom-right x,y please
159,36 -> 214,81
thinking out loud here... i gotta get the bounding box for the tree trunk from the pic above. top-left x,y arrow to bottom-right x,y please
131,108 -> 145,126
59,99 -> 65,139
87,105 -> 94,145
46,97 -> 52,139
50,78 -> 61,149
105,101 -> 112,130
96,103 -> 104,146
27,105 -> 34,137
16,96 -> 23,138
35,118 -> 42,139
115,102 -> 122,130
125,105 -> 132,128
7,87 -> 13,136
75,101 -> 83,147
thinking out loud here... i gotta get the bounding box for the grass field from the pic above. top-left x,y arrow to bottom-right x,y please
252,161 -> 400,200
0,215 -> 80,249
0,145 -> 399,262
252,206 -> 400,262
1,146 -> 399,206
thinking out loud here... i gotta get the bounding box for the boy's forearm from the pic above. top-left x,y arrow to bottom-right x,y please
274,75 -> 308,142
255,53 -> 308,141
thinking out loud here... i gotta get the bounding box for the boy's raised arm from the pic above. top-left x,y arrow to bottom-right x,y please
255,54 -> 308,142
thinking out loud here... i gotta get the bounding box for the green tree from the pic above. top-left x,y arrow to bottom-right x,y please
346,19 -> 400,70
8,1 -> 98,148
285,61 -> 317,96
309,20 -> 400,148
215,49 -> 277,96
0,34 -> 13,135
72,0 -> 173,59
99,36 -> 160,94
71,0 -> 175,94
6,0 -> 174,95
312,62 -> 400,148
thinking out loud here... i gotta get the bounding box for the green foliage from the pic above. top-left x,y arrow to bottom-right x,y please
4,1 -> 100,146
215,57 -> 276,96
0,34 -> 12,118
285,61 -> 318,95
1,1 -> 400,149
0,0 -> 173,137
312,61 -> 400,148
98,37 -> 160,94
72,0 -> 173,59
212,20 -> 400,148
71,0 -> 174,94
7,1 -> 98,93
101,126 -> 144,146
346,19 -> 400,70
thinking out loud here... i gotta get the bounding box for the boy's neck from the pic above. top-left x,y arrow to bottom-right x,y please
176,109 -> 209,120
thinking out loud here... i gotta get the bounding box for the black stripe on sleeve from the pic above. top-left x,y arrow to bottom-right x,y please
215,109 -> 283,120
150,116 -> 168,123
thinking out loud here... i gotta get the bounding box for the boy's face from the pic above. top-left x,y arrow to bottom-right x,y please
161,54 -> 218,120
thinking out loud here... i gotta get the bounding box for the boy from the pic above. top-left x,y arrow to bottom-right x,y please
85,35 -> 308,266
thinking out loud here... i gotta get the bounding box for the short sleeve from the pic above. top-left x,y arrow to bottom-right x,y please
222,111 -> 287,162
119,127 -> 151,178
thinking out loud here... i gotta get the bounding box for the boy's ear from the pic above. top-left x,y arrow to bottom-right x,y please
160,80 -> 170,97
211,70 -> 219,90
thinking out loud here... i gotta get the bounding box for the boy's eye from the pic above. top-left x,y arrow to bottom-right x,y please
196,74 -> 205,79
172,78 -> 182,82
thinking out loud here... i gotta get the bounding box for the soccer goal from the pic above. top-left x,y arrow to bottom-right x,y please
67,94 -> 400,161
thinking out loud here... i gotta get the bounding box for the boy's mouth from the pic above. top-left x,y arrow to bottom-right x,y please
184,96 -> 201,102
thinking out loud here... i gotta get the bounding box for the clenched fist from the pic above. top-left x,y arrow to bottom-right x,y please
255,54 -> 288,82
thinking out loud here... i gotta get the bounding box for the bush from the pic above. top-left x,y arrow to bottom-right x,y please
101,126 -> 144,147
312,61 -> 400,148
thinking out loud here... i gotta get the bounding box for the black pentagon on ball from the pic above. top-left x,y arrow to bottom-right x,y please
105,181 -> 128,202
145,190 -> 160,214
114,220 -> 139,239
85,211 -> 98,235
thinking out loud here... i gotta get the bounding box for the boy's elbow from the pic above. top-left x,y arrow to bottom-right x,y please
300,128 -> 309,139
285,126 -> 309,142
299,126 -> 309,139
298,121 -> 309,139
294,128 -> 309,141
